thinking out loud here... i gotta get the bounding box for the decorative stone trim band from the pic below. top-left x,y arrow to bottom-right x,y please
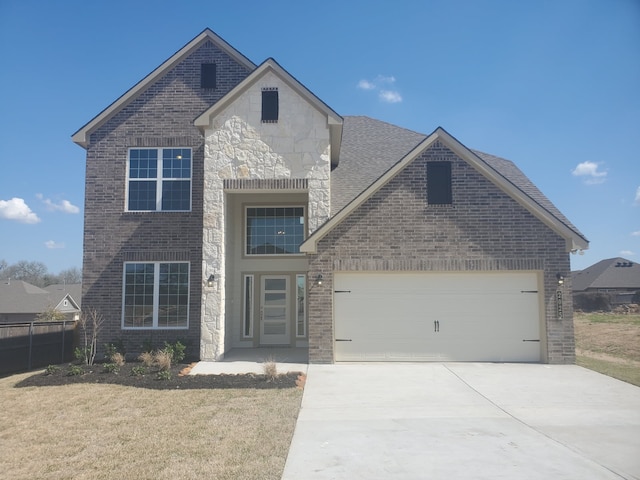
332,258 -> 544,272
223,178 -> 309,191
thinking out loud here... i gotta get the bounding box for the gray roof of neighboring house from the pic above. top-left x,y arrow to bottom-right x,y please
44,284 -> 82,308
0,280 -> 81,314
333,116 -> 586,242
572,258 -> 640,292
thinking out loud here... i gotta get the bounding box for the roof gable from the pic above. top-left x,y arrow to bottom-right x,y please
72,28 -> 256,148
301,126 -> 589,253
194,58 -> 343,167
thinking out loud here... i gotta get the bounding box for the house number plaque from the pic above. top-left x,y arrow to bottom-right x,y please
556,290 -> 563,320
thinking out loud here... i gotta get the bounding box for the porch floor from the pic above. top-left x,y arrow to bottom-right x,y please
189,347 -> 308,375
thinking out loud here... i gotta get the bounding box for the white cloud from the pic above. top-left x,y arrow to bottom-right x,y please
379,90 -> 403,103
357,75 -> 402,103
571,161 -> 607,185
375,75 -> 396,84
620,250 -> 636,257
357,79 -> 376,90
37,194 -> 80,214
0,197 -> 40,224
634,186 -> 640,206
45,240 -> 65,249
632,231 -> 640,237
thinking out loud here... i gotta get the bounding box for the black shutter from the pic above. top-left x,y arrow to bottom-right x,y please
262,90 -> 279,122
427,162 -> 452,205
201,63 -> 216,89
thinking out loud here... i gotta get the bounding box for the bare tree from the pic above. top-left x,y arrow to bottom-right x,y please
77,308 -> 104,366
58,267 -> 82,284
1,260 -> 48,287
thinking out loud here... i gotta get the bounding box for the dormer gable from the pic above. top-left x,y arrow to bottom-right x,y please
195,58 -> 343,168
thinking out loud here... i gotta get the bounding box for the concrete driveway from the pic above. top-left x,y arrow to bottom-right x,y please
282,363 -> 640,480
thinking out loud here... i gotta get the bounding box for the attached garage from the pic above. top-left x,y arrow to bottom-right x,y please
334,272 -> 543,362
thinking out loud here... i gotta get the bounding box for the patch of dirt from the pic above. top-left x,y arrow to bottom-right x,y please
14,362 -> 304,390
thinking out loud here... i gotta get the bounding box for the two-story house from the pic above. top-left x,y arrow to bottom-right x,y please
73,29 -> 588,364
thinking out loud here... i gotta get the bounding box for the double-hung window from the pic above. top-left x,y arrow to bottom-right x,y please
127,148 -> 191,211
122,262 -> 189,329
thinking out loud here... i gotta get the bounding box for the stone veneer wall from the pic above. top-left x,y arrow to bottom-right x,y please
307,140 -> 575,364
81,40 -> 251,358
201,70 -> 332,360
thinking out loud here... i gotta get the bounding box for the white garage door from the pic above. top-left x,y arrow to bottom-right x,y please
334,272 -> 541,362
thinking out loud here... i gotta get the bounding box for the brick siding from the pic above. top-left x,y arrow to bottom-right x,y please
81,40 -> 251,358
308,140 -> 575,364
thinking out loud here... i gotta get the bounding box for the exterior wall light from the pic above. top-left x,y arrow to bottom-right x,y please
207,274 -> 215,287
556,273 -> 564,286
315,274 -> 323,286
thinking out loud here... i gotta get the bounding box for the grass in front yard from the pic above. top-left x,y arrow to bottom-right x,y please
576,355 -> 640,387
0,372 -> 302,480
574,312 -> 640,387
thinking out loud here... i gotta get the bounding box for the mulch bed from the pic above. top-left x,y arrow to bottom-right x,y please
14,362 -> 304,390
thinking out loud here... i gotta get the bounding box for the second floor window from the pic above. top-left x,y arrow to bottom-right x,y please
127,148 -> 191,211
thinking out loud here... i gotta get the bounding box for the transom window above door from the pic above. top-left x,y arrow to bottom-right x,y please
246,207 -> 305,255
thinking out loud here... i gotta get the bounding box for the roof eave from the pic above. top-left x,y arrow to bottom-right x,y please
72,28 -> 256,149
301,127 -> 589,254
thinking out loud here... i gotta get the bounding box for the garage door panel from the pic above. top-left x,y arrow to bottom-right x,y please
334,272 -> 541,362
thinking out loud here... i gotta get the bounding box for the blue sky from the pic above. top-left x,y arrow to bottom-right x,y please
0,0 -> 638,274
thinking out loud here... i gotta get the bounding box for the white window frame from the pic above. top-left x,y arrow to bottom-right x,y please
296,274 -> 306,337
243,274 -> 254,338
125,147 -> 192,212
121,261 -> 190,330
244,205 -> 306,256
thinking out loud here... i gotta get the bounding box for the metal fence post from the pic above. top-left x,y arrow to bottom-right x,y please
28,322 -> 34,370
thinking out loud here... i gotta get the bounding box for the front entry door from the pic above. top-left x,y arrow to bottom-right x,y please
260,275 -> 290,345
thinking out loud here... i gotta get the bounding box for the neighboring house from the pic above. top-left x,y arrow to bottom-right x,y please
0,280 -> 81,323
572,258 -> 640,305
72,28 -> 588,364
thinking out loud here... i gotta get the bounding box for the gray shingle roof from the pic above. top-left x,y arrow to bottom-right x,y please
0,281 -> 81,314
333,116 -> 586,243
572,257 -> 640,291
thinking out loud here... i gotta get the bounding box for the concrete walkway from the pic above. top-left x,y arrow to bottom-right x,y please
282,363 -> 640,480
189,347 -> 308,375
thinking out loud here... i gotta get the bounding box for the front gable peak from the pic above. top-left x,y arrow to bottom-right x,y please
72,28 -> 256,148
195,58 -> 343,167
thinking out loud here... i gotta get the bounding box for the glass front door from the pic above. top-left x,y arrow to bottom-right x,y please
260,275 -> 289,345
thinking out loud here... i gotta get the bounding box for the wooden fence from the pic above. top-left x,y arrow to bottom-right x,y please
0,321 -> 76,375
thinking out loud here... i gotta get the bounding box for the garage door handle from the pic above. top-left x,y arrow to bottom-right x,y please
434,320 -> 440,332
335,338 -> 352,342
522,339 -> 540,342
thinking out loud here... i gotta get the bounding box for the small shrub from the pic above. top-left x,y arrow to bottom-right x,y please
131,365 -> 148,376
44,365 -> 61,375
102,363 -> 119,374
163,341 -> 186,363
67,365 -> 85,376
110,352 -> 126,367
263,358 -> 278,382
154,350 -> 172,371
74,347 -> 89,363
156,370 -> 172,381
138,351 -> 155,368
104,340 -> 126,360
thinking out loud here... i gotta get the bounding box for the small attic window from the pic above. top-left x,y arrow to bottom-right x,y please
427,162 -> 452,205
201,63 -> 216,89
262,88 -> 278,123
